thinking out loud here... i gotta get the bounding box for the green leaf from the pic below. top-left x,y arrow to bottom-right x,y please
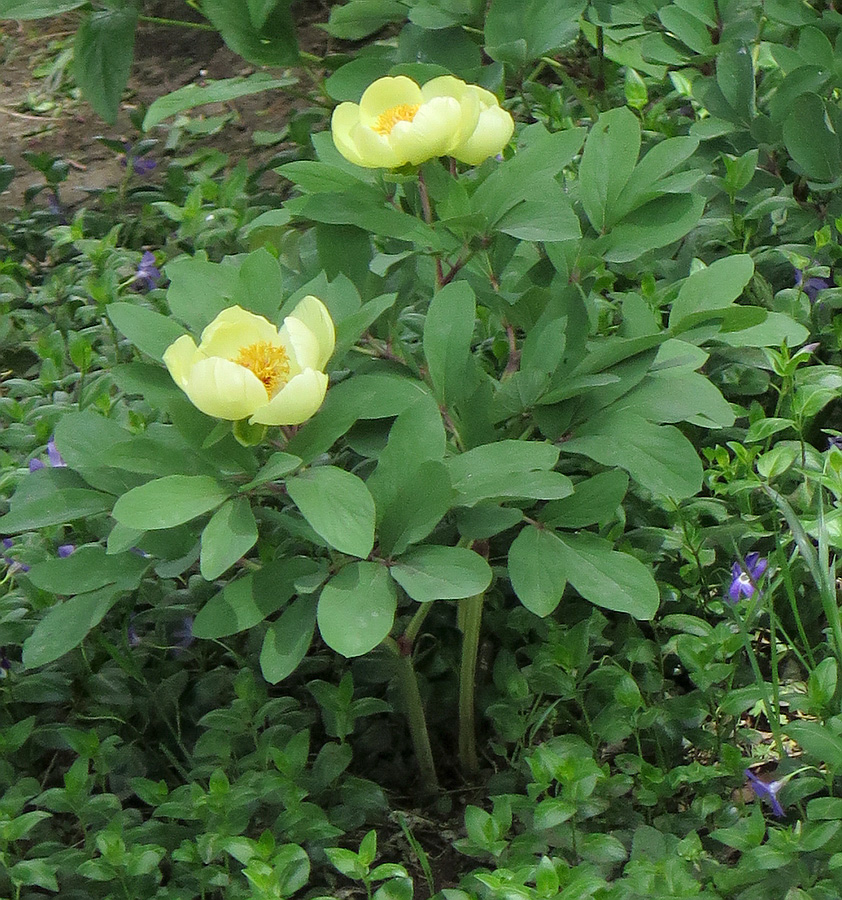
334,293 -> 397,361
164,254 -> 240,333
200,498 -> 258,580
669,254 -> 755,329
248,0 -> 276,29
423,282 -> 477,407
540,470 -> 629,528
447,441 -> 573,507
286,467 -> 375,558
73,6 -> 138,124
325,0 -> 407,39
144,73 -> 297,130
27,546 -> 148,595
378,460 -> 452,556
0,468 -> 112,535
112,475 -> 232,530
783,93 -> 842,183
579,106 -> 640,234
367,396 -> 446,515
554,532 -> 659,619
231,247 -> 284,321
107,303 -> 186,362
317,562 -> 397,657
260,596 -> 318,683
485,0 -> 585,66
597,193 -> 706,263
203,0 -> 298,65
785,721 -> 842,771
563,410 -> 702,499
23,585 -> 123,669
239,452 -> 302,490
508,527 -> 567,616
0,0 -> 84,16
717,44 -> 756,124
390,546 -> 492,602
194,557 -> 322,639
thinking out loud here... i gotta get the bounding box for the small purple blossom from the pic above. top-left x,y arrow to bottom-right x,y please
57,544 -> 75,558
728,552 -> 768,603
744,768 -> 785,817
1,539 -> 29,575
172,617 -> 194,656
120,143 -> 156,176
134,251 -> 161,292
795,268 -> 832,302
30,437 -> 66,471
127,614 -> 141,648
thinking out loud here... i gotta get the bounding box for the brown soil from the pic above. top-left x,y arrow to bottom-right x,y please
0,4 -> 333,209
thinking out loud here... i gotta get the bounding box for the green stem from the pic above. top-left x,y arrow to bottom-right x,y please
458,592 -> 485,777
731,605 -> 784,756
384,637 -> 438,792
138,14 -> 217,31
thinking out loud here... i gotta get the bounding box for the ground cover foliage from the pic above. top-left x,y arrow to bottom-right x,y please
3,0 -> 842,897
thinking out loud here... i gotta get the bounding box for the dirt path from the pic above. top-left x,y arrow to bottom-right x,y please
0,11 -> 330,211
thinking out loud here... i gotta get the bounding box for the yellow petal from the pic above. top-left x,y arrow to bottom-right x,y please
279,316 -> 320,374
331,102 -> 368,167
163,334 -> 200,388
180,356 -> 268,420
352,122 -> 407,168
452,104 -> 514,166
359,76 -> 423,124
390,96 -> 463,165
250,369 -> 329,425
199,305 -> 279,357
421,76 -> 480,148
288,295 -> 335,369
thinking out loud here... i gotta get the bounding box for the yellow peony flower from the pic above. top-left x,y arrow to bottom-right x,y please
451,85 -> 515,166
332,74 -> 500,169
163,297 -> 335,426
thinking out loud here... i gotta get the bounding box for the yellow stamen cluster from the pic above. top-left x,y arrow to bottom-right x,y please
235,342 -> 290,396
373,103 -> 420,135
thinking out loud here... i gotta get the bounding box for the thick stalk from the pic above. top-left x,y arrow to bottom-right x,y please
384,637 -> 438,792
458,592 -> 485,777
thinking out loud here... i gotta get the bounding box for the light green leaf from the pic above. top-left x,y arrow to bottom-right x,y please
112,475 -> 232,530
27,546 -> 148,595
107,303 -> 186,362
786,721 -> 842,771
563,410 -> 702,498
317,562 -> 397,656
194,557 -> 322,639
0,0 -> 84,17
447,441 -> 572,507
579,106 -> 640,234
202,0 -> 298,66
390,546 -> 492,602
423,282 -> 478,407
555,532 -> 659,619
508,527 -> 567,616
485,0 -> 585,66
260,596 -> 318,683
286,467 -> 375,558
23,586 -> 122,669
200,498 -> 258,580
73,6 -> 138,124
540,470 -> 629,528
325,0 -> 407,39
669,254 -> 755,329
0,468 -> 112,535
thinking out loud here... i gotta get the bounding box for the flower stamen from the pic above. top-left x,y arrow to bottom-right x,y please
234,342 -> 290,396
373,103 -> 420,135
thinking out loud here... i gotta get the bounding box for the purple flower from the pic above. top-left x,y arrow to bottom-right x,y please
744,768 -> 785,817
795,268 -> 832,302
1,539 -> 29,575
120,143 -> 156,177
30,437 -> 66,471
172,617 -> 194,656
728,553 -> 768,603
57,544 -> 75,558
134,251 -> 161,292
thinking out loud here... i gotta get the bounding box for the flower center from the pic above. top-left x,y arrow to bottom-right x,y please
738,572 -> 752,585
373,103 -> 420,135
234,342 -> 290,397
